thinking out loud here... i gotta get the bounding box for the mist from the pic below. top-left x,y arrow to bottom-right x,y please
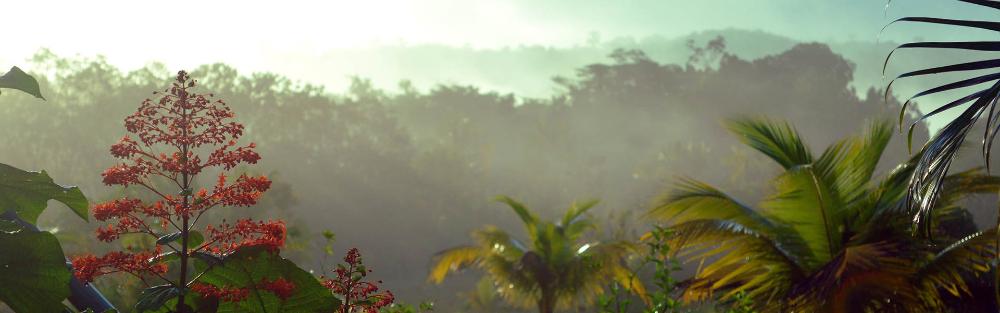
5,1 -> 1000,312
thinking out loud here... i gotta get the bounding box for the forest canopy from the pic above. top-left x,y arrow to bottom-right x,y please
1,39 -> 940,309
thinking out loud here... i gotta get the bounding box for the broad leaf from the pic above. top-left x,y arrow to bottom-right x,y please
196,246 -> 338,313
135,285 -> 182,312
0,66 -> 44,99
0,162 -> 88,224
0,220 -> 71,312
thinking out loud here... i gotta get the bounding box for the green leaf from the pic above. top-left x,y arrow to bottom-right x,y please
188,230 -> 205,249
134,285 -> 181,312
0,221 -> 71,312
196,246 -> 339,313
0,162 -> 88,224
192,251 -> 223,267
0,66 -> 44,100
145,293 -> 216,313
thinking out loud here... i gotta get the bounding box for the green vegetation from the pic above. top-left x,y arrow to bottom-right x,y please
429,197 -> 644,313
7,4 -> 1000,309
649,118 -> 1000,312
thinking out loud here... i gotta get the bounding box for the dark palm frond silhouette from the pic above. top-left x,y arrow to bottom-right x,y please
882,0 -> 1000,232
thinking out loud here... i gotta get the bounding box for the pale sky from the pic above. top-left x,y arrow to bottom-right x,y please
8,0 -> 990,71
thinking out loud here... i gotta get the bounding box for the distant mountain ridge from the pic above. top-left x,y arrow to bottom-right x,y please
274,28 -> 904,98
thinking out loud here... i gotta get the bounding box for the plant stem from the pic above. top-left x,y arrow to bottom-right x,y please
176,86 -> 191,313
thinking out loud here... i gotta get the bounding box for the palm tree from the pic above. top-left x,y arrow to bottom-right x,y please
647,118 -> 1000,312
883,0 -> 1000,307
428,196 -> 646,313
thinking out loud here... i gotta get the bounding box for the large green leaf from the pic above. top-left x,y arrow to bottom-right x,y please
0,220 -> 70,312
196,246 -> 338,313
761,165 -> 842,267
0,66 -> 44,100
0,162 -> 88,224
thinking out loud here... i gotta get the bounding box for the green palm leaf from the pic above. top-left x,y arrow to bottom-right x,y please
668,219 -> 805,303
429,197 -> 643,313
648,177 -> 775,233
761,165 -> 842,264
883,0 -> 1000,223
726,118 -> 812,169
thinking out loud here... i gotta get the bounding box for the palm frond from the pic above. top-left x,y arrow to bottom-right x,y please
883,6 -> 1000,234
668,219 -> 806,304
831,120 -> 893,203
788,241 -> 919,311
726,118 -> 813,169
496,195 -> 539,235
559,241 -> 648,307
647,177 -> 774,232
474,226 -> 527,261
761,165 -> 843,264
429,246 -> 485,284
919,230 -> 996,299
907,81 -> 1000,236
938,168 -> 1000,206
561,200 -> 599,239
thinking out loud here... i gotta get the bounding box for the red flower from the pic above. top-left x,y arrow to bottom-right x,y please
92,198 -> 143,221
191,283 -> 249,302
322,248 -> 394,313
203,219 -> 286,255
74,70 -> 285,304
259,278 -> 296,300
71,248 -> 167,283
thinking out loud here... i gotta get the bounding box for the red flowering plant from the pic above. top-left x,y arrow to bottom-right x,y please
72,71 -> 336,313
323,248 -> 395,313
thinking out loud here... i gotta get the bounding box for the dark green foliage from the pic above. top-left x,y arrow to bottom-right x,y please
134,285 -> 182,313
724,291 -> 756,313
642,227 -> 682,313
0,220 -> 71,312
597,283 -> 630,313
0,162 -> 88,224
0,66 -> 44,99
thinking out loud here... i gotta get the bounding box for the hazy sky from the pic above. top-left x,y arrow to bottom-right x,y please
7,0 -> 992,71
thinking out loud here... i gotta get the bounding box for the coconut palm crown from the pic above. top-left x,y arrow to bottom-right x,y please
429,196 -> 645,313
648,118 -> 1000,312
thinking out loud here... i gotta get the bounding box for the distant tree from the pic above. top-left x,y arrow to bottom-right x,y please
428,197 -> 645,313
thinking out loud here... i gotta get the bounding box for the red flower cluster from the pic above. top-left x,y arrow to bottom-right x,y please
323,248 -> 395,313
71,71 -> 287,303
202,219 -> 287,255
191,277 -> 295,302
72,248 -> 168,283
259,277 -> 296,300
190,283 -> 249,302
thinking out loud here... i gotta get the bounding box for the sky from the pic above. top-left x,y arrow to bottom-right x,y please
7,0 -> 993,71
6,0 -> 999,133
